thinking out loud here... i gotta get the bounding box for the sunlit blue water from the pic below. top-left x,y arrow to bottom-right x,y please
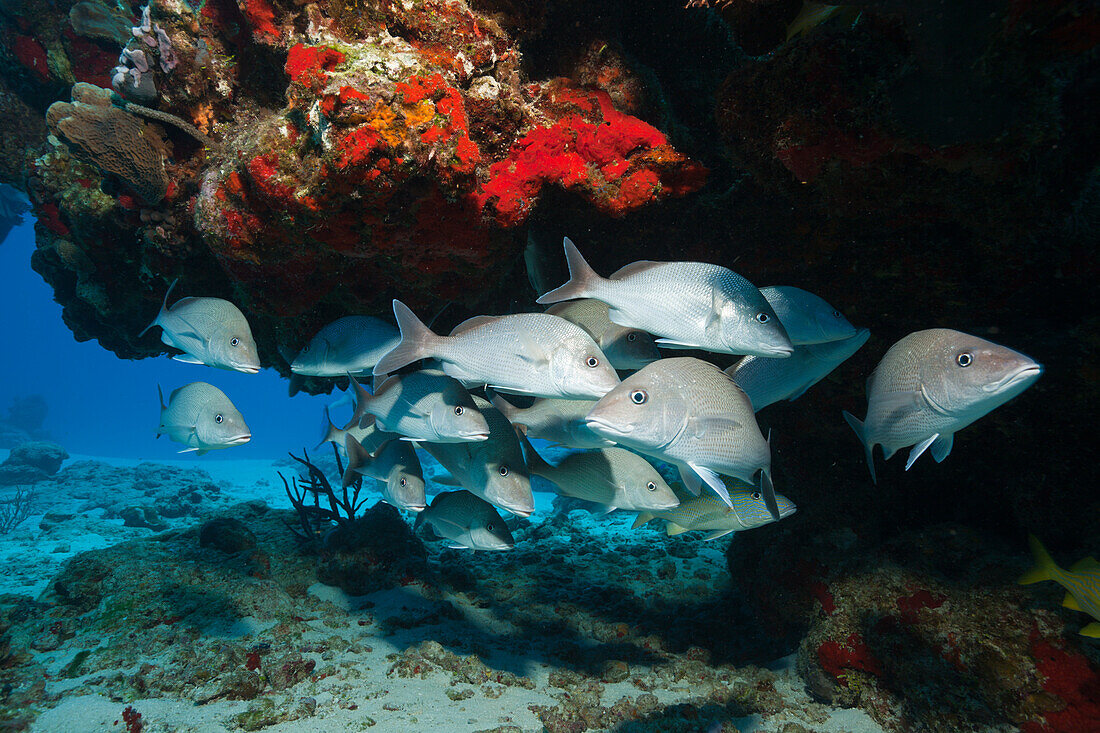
0,218 -> 329,459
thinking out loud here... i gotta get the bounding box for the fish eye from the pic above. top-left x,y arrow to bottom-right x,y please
627,333 -> 637,342
956,352 -> 973,368
499,465 -> 509,477
752,491 -> 761,500
454,406 -> 464,416
756,312 -> 770,323
215,414 -> 224,423
832,310 -> 841,318
400,478 -> 407,486
231,337 -> 241,347
630,389 -> 648,405
586,356 -> 599,368
486,522 -> 495,531
646,481 -> 656,491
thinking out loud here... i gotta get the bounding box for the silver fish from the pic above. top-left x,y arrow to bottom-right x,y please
350,370 -> 489,443
535,237 -> 792,357
421,396 -> 534,517
140,279 -> 260,373
291,315 -> 399,377
488,391 -> 611,449
343,435 -> 426,512
584,357 -> 780,519
632,483 -> 796,540
843,328 -> 1042,482
760,286 -> 858,345
519,432 -> 679,513
374,301 -> 621,400
414,490 -> 515,550
545,299 -> 660,370
156,382 -> 250,454
727,328 -> 870,411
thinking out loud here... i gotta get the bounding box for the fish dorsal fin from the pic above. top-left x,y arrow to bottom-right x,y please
609,260 -> 662,280
449,315 -> 499,337
1070,557 -> 1100,573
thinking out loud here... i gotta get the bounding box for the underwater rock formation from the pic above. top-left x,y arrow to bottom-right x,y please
2,0 -> 706,371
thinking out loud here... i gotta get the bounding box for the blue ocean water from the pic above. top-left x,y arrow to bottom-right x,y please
0,218 -> 329,459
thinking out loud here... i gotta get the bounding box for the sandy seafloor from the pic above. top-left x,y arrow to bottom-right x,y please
0,446 -> 884,733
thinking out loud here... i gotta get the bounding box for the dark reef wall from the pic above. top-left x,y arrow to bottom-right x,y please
1,0 -> 1099,728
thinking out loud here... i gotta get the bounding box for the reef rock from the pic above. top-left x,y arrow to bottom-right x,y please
3,0 -> 706,373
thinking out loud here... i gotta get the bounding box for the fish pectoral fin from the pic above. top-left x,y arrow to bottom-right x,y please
687,463 -> 733,508
687,415 -> 742,439
654,338 -> 701,349
875,390 -> 926,424
1063,592 -> 1084,611
930,433 -> 954,463
1080,622 -> 1100,638
172,354 -> 206,365
665,522 -> 689,536
905,433 -> 940,471
703,529 -> 736,541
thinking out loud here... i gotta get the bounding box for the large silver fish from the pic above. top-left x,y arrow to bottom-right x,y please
350,370 -> 489,443
421,396 -> 534,517
632,483 -> 797,540
760,286 -> 858,345
584,357 -> 781,519
414,490 -> 515,551
843,328 -> 1042,482
374,301 -> 621,400
291,316 -> 400,377
545,299 -> 660,370
727,328 -> 871,411
343,435 -> 426,512
488,391 -> 611,449
535,238 -> 792,357
140,280 -> 260,373
156,382 -> 251,454
518,432 -> 679,513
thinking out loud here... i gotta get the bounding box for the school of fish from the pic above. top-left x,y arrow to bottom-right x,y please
141,236 -> 1044,559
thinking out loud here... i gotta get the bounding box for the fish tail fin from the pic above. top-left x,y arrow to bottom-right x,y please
759,469 -> 780,522
842,410 -> 877,484
347,374 -> 376,428
515,427 -> 550,475
373,300 -> 442,375
535,237 -> 603,305
631,512 -> 654,529
1018,534 -> 1060,585
342,434 -> 372,488
138,277 -> 177,338
315,406 -> 345,448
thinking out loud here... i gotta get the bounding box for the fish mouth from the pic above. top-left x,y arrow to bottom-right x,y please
983,364 -> 1043,394
235,364 -> 261,374
779,505 -> 798,519
506,507 -> 533,518
459,431 -> 491,442
585,415 -> 632,437
405,505 -> 426,513
226,434 -> 252,445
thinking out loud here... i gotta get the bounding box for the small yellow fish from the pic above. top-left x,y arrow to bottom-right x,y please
1018,534 -> 1100,638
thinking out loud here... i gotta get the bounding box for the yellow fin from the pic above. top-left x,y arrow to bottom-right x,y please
666,522 -> 689,536
632,512 -> 654,530
1080,622 -> 1100,638
1063,592 -> 1083,611
1069,556 -> 1100,573
1018,534 -> 1059,585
